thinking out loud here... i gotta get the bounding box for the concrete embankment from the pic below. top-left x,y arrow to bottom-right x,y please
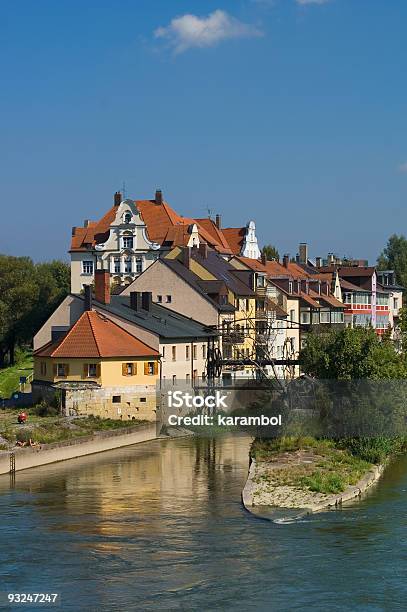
0,422 -> 157,475
242,458 -> 384,515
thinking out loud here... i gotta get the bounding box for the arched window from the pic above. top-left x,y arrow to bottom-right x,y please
124,212 -> 132,224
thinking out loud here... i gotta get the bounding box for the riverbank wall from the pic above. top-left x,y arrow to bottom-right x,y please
242,458 -> 384,515
0,422 -> 157,475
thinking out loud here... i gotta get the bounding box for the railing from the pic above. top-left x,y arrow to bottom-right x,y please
19,372 -> 33,393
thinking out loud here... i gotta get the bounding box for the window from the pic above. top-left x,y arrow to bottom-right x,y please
172,375 -> 176,385
56,363 -> 68,377
172,346 -> 176,361
186,373 -> 190,382
320,311 -> 330,324
193,369 -> 198,380
186,345 -> 190,360
202,344 -> 206,359
166,295 -> 172,303
124,212 -> 132,224
140,397 -> 146,403
290,309 -> 295,323
394,298 -> 399,310
82,261 -> 94,275
256,274 -> 266,287
88,363 -> 97,377
193,345 -> 197,360
288,281 -> 293,294
112,396 -> 121,403
124,257 -> 132,273
162,346 -> 165,359
136,257 -> 143,273
300,311 -> 311,324
146,361 -> 156,375
40,362 -> 47,376
122,363 -> 136,376
157,295 -> 162,303
114,257 -> 121,274
123,236 -> 133,249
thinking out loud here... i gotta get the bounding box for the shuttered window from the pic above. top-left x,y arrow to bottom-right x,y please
122,363 -> 137,376
144,361 -> 158,376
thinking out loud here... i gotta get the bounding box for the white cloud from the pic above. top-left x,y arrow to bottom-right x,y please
154,10 -> 262,54
398,162 -> 407,174
296,0 -> 331,5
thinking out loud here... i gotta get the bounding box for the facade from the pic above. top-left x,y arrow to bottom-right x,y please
70,189 -> 262,293
320,266 -> 401,336
33,310 -> 160,420
34,271 -> 217,389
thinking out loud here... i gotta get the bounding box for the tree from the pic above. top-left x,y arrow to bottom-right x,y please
300,327 -> 407,380
262,244 -> 279,261
0,255 -> 70,366
377,234 -> 407,288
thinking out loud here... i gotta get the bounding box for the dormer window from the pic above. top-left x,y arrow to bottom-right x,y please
123,236 -> 133,249
124,212 -> 132,224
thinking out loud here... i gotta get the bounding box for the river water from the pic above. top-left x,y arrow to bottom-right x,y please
0,434 -> 406,611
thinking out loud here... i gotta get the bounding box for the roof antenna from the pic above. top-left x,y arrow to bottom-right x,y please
122,181 -> 127,199
206,206 -> 212,219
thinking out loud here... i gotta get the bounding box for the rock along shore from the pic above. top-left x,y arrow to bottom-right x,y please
242,457 -> 384,515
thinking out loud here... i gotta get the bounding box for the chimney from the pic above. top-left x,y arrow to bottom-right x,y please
299,243 -> 308,264
155,189 -> 163,205
199,242 -> 208,258
84,219 -> 90,228
295,254 -> 300,263
316,256 -> 322,268
283,254 -> 289,268
182,246 -> 191,269
215,214 -> 221,229
84,284 -> 93,311
94,270 -> 111,305
261,253 -> 267,266
72,226 -> 77,237
130,291 -> 143,311
141,291 -> 152,311
114,191 -> 122,207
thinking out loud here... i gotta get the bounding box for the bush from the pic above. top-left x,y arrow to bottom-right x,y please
31,400 -> 59,417
340,437 -> 407,464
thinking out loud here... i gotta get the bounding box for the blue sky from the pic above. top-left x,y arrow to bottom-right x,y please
1,0 -> 406,264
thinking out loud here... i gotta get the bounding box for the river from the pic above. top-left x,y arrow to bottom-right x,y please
0,434 -> 405,611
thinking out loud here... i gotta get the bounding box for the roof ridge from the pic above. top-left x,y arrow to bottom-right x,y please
87,311 -> 103,357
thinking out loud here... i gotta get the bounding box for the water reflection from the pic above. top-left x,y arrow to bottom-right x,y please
0,436 -> 406,611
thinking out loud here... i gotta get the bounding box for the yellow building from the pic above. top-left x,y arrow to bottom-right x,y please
33,310 -> 160,421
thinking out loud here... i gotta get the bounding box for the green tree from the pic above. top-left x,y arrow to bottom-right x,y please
300,327 -> 407,380
377,234 -> 407,288
0,256 -> 70,366
262,244 -> 279,261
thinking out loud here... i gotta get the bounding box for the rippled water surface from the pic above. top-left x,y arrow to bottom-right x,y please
0,434 -> 406,611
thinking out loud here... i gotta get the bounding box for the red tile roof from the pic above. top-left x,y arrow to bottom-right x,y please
35,311 -> 159,358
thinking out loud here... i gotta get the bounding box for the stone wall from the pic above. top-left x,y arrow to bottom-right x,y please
33,382 -> 158,421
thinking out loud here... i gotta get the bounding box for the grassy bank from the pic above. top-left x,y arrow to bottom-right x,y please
250,436 -> 398,495
0,351 -> 33,398
0,408 -> 148,449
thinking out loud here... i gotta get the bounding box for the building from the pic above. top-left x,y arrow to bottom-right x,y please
70,189 -> 262,293
34,271 -> 217,388
33,309 -> 160,420
319,265 -> 400,335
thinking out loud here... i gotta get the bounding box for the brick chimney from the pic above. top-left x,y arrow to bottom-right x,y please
215,214 -> 221,229
283,254 -> 289,268
130,291 -> 143,311
155,189 -> 163,205
182,246 -> 191,269
261,253 -> 267,266
94,270 -> 111,305
299,243 -> 308,264
141,291 -> 152,311
114,191 -> 122,207
199,242 -> 208,258
84,284 -> 93,311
